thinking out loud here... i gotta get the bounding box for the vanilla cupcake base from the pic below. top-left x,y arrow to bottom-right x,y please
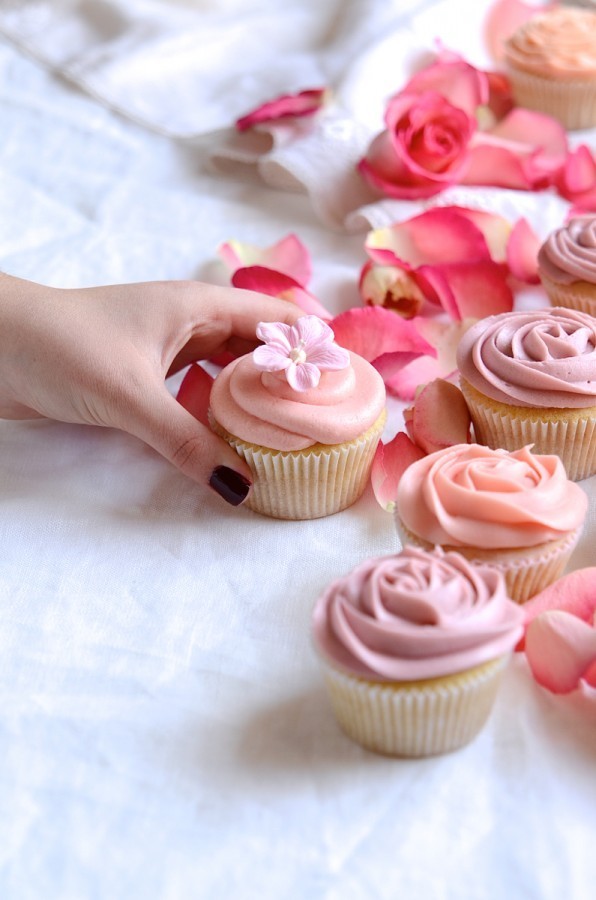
321,655 -> 508,757
540,271 -> 596,317
397,520 -> 581,604
460,378 -> 596,482
210,410 -> 386,520
507,67 -> 596,130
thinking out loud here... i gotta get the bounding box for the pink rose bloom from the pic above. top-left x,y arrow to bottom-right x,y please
358,90 -> 475,200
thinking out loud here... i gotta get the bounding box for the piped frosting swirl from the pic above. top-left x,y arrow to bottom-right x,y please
456,307 -> 596,409
312,546 -> 524,681
538,216 -> 596,286
505,7 -> 596,80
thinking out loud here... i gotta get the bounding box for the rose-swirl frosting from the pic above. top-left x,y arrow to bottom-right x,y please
396,443 -> 587,549
312,546 -> 524,681
456,307 -> 596,408
538,216 -> 596,285
504,8 -> 596,79
209,351 -> 386,451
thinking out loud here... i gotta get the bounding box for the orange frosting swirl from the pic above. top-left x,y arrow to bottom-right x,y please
505,7 -> 596,79
312,546 -> 524,680
396,444 -> 587,549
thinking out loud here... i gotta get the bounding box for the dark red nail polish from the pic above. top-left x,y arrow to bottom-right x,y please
209,466 -> 251,506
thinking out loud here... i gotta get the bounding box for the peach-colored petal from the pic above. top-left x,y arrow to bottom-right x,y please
329,306 -> 434,363
371,432 -> 425,512
525,611 -> 596,694
414,260 -> 513,320
231,266 -> 332,321
448,207 -> 511,262
235,88 -> 328,131
483,0 -> 556,63
506,217 -> 541,284
176,363 -> 213,427
407,379 -> 472,454
218,234 -> 312,285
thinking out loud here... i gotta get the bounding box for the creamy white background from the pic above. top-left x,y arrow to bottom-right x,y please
0,1 -> 595,898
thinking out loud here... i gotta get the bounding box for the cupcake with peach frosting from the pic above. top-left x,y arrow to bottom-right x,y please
538,216 -> 596,315
312,545 -> 524,757
456,307 -> 596,481
395,443 -> 587,603
504,6 -> 596,129
209,315 -> 386,519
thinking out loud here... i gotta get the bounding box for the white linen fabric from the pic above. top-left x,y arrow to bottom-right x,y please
0,1 -> 595,898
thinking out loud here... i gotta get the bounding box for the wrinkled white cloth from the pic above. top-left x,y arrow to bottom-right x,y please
1,2 -> 596,899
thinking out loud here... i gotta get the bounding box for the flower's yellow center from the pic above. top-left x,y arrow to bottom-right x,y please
289,340 -> 307,364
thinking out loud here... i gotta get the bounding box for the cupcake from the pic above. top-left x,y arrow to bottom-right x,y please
504,7 -> 596,130
538,216 -> 596,315
312,546 -> 524,757
456,307 -> 596,481
395,443 -> 587,604
208,315 -> 386,519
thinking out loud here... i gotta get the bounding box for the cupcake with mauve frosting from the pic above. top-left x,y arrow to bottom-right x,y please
456,307 -> 596,481
312,545 -> 524,757
504,6 -> 596,130
209,315 -> 386,519
538,216 -> 596,316
395,443 -> 587,603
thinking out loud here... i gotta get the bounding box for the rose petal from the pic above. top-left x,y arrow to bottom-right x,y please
448,207 -> 512,262
385,317 -> 475,399
218,234 -> 312,285
235,87 -> 327,131
373,350 -> 433,382
414,260 -> 513,320
371,432 -> 425,512
329,306 -> 435,363
176,363 -> 213,427
232,266 -> 332,321
506,217 -> 541,284
522,567 -> 596,630
359,260 -> 425,317
525,611 -> 596,694
402,53 -> 488,117
408,379 -> 472,453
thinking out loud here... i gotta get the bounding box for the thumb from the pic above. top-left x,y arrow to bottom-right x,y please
126,387 -> 253,506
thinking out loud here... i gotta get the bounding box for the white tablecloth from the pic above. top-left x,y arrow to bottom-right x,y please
1,2 -> 595,898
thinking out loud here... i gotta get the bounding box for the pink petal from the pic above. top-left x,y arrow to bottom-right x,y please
506,217 -> 541,284
373,350 -> 432,382
447,207 -> 512,262
359,261 -> 425,317
232,266 -> 332,321
414,260 -> 513,320
287,360 -> 320,392
364,207 -> 492,268
235,88 -> 327,131
176,363 -> 213,427
402,53 -> 488,117
385,317 -> 474,399
522,567 -> 596,631
483,0 -> 557,63
218,234 -> 312,285
329,307 -> 435,363
525,611 -> 596,694
255,320 -> 293,347
253,343 -> 291,372
294,315 -> 333,347
408,379 -> 472,454
371,432 -> 426,512
556,146 -> 596,209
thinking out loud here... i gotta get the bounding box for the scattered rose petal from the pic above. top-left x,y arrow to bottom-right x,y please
371,432 -> 425,512
235,88 -> 328,131
232,266 -> 332,321
405,379 -> 472,453
218,234 -> 312,285
329,306 -> 434,364
521,567 -> 596,636
359,261 -> 425,317
525,611 -> 596,694
176,363 -> 213,426
414,259 -> 513,320
401,50 -> 488,118
556,145 -> 596,212
506,217 -> 540,284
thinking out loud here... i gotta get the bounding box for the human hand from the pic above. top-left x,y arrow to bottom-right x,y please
0,274 -> 301,505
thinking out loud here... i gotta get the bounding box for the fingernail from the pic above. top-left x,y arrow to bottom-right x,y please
209,466 -> 251,506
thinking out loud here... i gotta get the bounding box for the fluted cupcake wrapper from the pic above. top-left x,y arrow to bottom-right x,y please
540,273 -> 596,318
507,67 -> 596,129
210,411 -> 386,520
460,379 -> 596,482
320,656 -> 508,758
396,520 -> 581,604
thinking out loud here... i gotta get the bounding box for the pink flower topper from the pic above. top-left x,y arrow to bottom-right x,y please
253,315 -> 350,392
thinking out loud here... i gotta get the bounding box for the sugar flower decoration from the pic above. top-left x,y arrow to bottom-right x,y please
253,315 -> 350,392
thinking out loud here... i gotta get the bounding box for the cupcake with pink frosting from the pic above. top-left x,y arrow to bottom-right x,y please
209,315 -> 387,519
538,216 -> 596,316
312,545 -> 524,757
395,443 -> 587,603
456,307 -> 596,481
504,6 -> 596,129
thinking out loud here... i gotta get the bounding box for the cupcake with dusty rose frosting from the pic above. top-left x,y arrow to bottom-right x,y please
209,315 -> 386,519
312,545 -> 524,757
538,216 -> 596,315
456,307 -> 596,481
504,6 -> 596,129
395,443 -> 587,603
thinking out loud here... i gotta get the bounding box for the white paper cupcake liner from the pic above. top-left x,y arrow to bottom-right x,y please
210,411 -> 386,520
507,67 -> 596,129
396,521 -> 581,604
539,273 -> 596,317
321,656 -> 508,757
460,379 -> 596,482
